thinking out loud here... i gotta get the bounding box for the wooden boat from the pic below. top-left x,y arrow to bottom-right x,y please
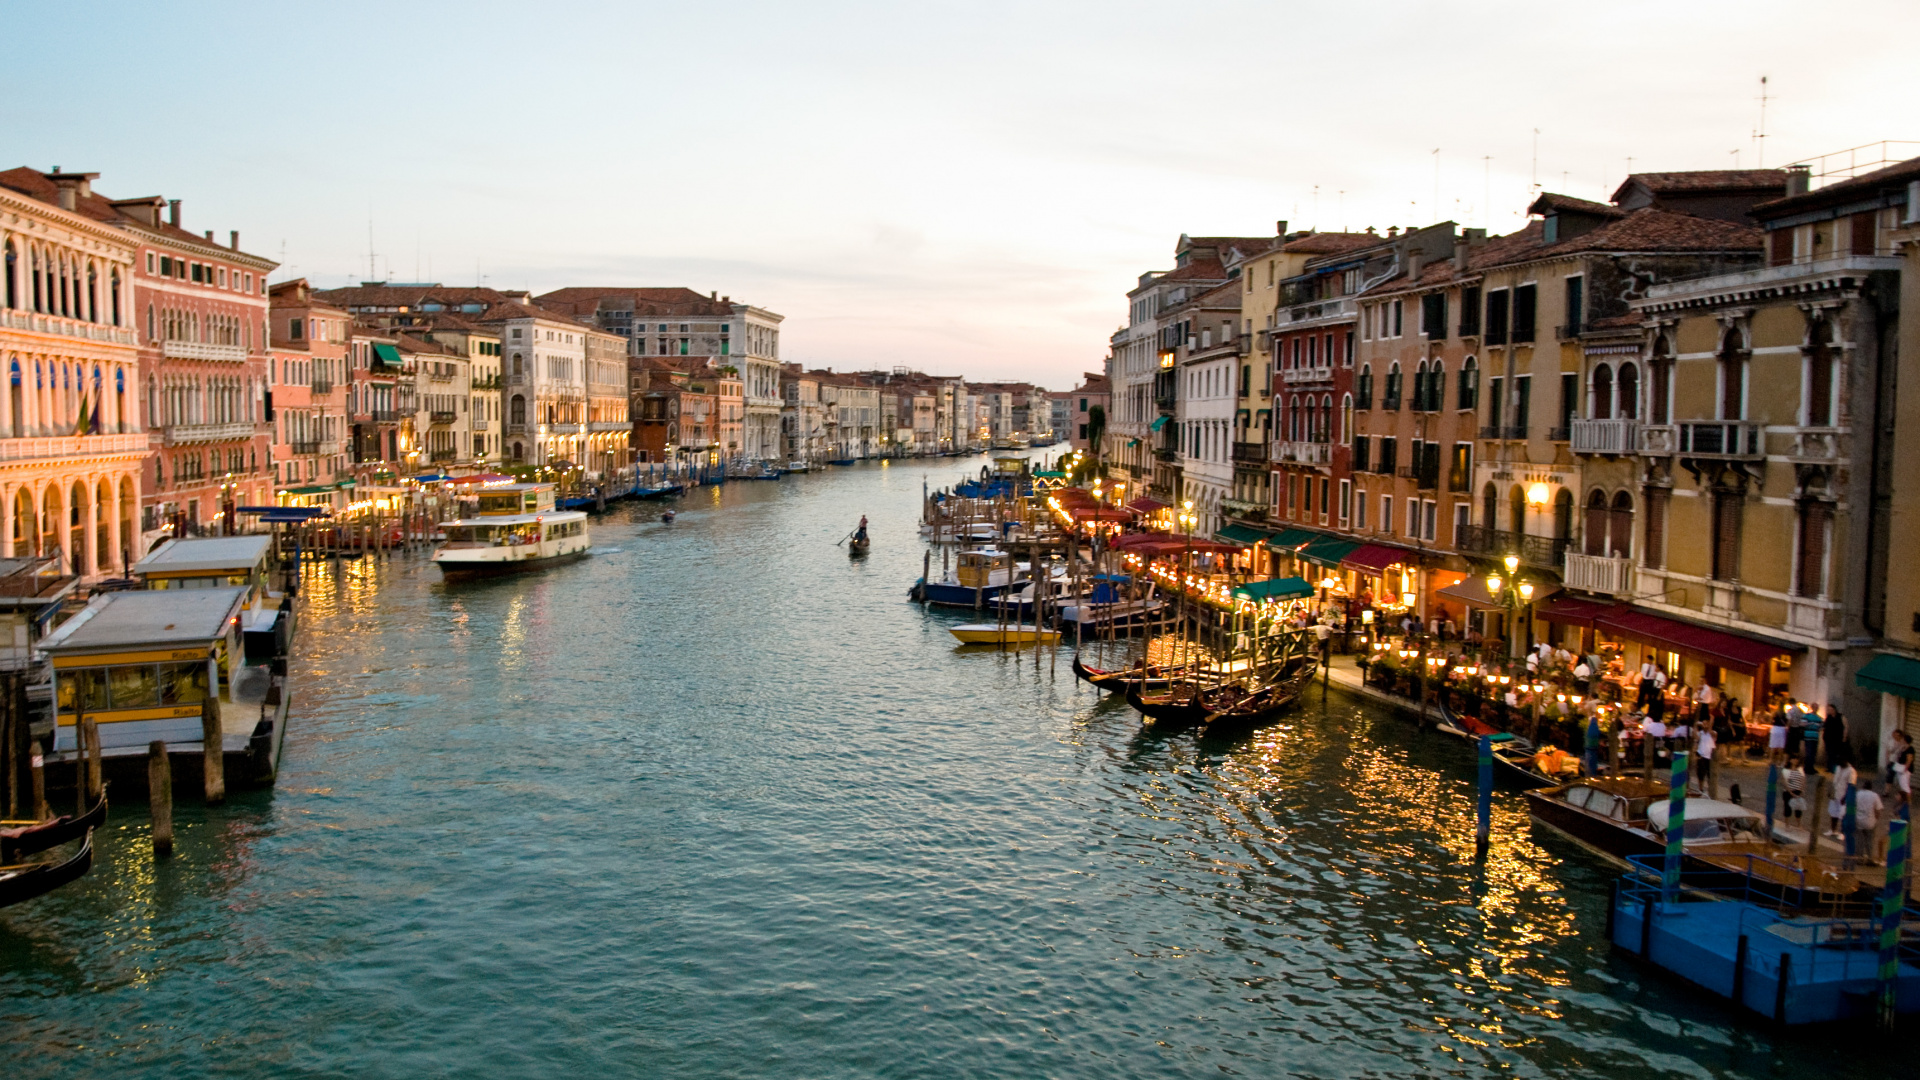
433,484 -> 591,579
950,623 -> 1060,646
1,791 -> 107,861
1070,653 -> 1182,694
848,536 -> 870,556
1126,680 -> 1212,726
1198,660 -> 1319,734
0,831 -> 94,909
1436,694 -> 1564,788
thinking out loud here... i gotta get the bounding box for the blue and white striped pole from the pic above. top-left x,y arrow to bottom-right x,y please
1476,735 -> 1493,854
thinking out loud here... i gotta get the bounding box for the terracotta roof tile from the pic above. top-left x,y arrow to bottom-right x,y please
1751,155 -> 1920,217
1615,169 -> 1788,196
1528,192 -> 1626,218
0,166 -> 274,263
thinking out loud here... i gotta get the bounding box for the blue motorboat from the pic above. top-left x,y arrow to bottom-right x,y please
910,547 -> 1028,607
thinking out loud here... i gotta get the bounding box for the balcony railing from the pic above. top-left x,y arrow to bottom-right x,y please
1478,425 -> 1502,439
162,340 -> 248,362
1677,420 -> 1763,459
1787,428 -> 1842,463
1569,418 -> 1638,455
0,432 -> 148,463
163,421 -> 255,445
1275,441 -> 1332,465
429,449 -> 457,463
1460,525 -> 1570,569
310,379 -> 334,395
1562,551 -> 1635,595
290,440 -> 321,455
430,411 -> 457,425
1281,366 -> 1334,385
1546,426 -> 1571,442
4,310 -> 138,345
1637,424 -> 1677,455
370,410 -> 399,423
1231,441 -> 1268,464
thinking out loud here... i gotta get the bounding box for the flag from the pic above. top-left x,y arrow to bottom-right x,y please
72,392 -> 89,437
89,393 -> 102,435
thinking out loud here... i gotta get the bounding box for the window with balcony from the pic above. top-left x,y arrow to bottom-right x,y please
1378,436 -> 1397,474
1584,489 -> 1633,557
1485,289 -> 1509,345
1353,434 -> 1371,471
1649,338 -> 1672,424
1590,363 -> 1614,420
1794,500 -> 1831,597
1617,363 -> 1639,419
1481,481 -> 1497,529
1383,363 -> 1402,410
1804,318 -> 1835,426
1422,293 -> 1447,339
1458,356 -> 1478,410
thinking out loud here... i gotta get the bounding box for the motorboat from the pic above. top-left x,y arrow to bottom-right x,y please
910,547 -> 1028,607
432,484 -> 591,579
950,623 -> 1060,646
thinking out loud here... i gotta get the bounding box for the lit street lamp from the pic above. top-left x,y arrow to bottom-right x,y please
1484,552 -> 1535,660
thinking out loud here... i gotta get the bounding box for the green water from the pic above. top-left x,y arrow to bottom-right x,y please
0,461 -> 1900,1077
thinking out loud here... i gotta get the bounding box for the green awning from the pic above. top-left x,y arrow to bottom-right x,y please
1215,523 -> 1273,545
1297,536 -> 1363,567
1149,415 -> 1170,432
284,485 -> 334,496
1232,576 -> 1313,602
1857,653 -> 1920,701
1268,527 -> 1321,550
1128,439 -> 1140,448
372,343 -> 403,366
1033,470 -> 1067,478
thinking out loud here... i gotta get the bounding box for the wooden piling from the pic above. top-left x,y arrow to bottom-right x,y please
201,698 -> 226,804
80,713 -> 102,803
3,673 -> 16,817
148,740 -> 174,857
28,737 -> 47,820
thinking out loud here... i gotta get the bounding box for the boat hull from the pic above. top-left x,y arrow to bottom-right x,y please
950,624 -> 1060,645
436,547 -> 592,580
0,832 -> 93,909
915,580 -> 1022,607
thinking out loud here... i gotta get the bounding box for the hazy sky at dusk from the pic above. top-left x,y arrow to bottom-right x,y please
12,0 -> 1918,386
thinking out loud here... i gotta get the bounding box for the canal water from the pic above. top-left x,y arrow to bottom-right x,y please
0,461 -> 1902,1078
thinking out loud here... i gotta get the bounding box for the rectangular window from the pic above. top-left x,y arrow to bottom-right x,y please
1379,436 -> 1397,473
1339,479 -> 1351,524
1353,434 -> 1371,472
1319,477 -> 1329,520
1487,376 -> 1504,430
1485,289 -> 1509,345
1795,503 -> 1830,597
1711,490 -> 1741,581
1422,293 -> 1447,339
1381,495 -> 1393,534
1564,276 -> 1584,336
1449,442 -> 1471,492
1459,286 -> 1481,336
1453,503 -> 1470,548
1512,283 -> 1537,342
1392,300 -> 1404,337
1458,362 -> 1478,411
288,318 -> 302,340
1513,375 -> 1532,433
1769,229 -> 1793,266
1287,473 -> 1297,513
1343,330 -> 1354,366
1356,491 -> 1368,529
1642,488 -> 1667,569
1559,372 -> 1577,434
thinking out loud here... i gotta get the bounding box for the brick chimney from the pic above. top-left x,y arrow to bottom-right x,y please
230,230 -> 240,251
44,169 -> 97,211
1785,164 -> 1811,197
168,199 -> 181,227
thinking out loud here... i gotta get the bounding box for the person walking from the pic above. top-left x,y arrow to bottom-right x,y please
1783,762 -> 1807,824
1826,759 -> 1858,840
1888,729 -> 1914,812
1801,705 -> 1825,771
1637,655 -> 1659,711
1695,724 -> 1718,798
1784,699 -> 1807,763
1693,681 -> 1717,733
1820,705 -> 1846,772
1854,780 -> 1887,865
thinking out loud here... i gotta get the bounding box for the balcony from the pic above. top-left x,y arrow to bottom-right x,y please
1278,441 -> 1332,465
429,449 -> 457,463
1153,446 -> 1178,462
1281,365 -> 1334,385
1677,420 -> 1763,459
1502,425 -> 1530,440
430,411 -> 457,425
1230,441 -> 1268,464
1546,426 -> 1570,442
1562,551 -> 1635,595
163,421 -> 255,445
1637,424 -> 1677,455
1460,525 -> 1570,569
1395,465 -> 1439,490
371,410 -> 399,423
1569,418 -> 1638,455
290,440 -> 321,455
1220,498 -> 1267,521
162,340 -> 247,363
310,379 -> 334,396
506,423 -> 528,435
0,432 -> 149,464
1478,425 -> 1502,439
1787,428 -> 1842,463
3,310 -> 138,345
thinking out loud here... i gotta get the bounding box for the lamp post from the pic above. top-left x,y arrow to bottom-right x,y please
1484,552 -> 1535,660
1177,499 -> 1198,662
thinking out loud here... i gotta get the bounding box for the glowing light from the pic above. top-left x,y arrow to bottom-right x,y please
1526,482 -> 1550,506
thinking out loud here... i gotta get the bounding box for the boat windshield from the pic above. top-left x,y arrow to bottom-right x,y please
1671,816 -> 1767,844
443,524 -> 542,547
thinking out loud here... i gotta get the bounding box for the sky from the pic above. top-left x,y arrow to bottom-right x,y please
10,0 -> 1918,388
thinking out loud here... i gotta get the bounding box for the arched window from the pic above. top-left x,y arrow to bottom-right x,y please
1482,481 -> 1497,530
1384,362 -> 1402,409
146,304 -> 155,341
30,249 -> 43,312
1340,393 -> 1353,443
1458,356 -> 1478,410
1648,335 -> 1672,424
1356,364 -> 1373,409
1428,360 -> 1445,412
1590,363 -> 1613,420
1319,394 -> 1333,443
86,265 -> 98,323
1288,394 -> 1301,441
1413,360 -> 1428,411
3,242 -> 14,310
1583,489 -> 1610,556
1609,491 -> 1634,558
1717,326 -> 1747,420
1804,318 -> 1834,426
1508,484 -> 1527,535
1616,362 -> 1639,420
1553,488 -> 1574,542
110,270 -> 121,326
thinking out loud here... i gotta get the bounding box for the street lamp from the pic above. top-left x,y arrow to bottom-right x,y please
1486,554 -> 1536,660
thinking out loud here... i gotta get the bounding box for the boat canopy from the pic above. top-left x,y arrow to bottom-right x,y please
1231,577 -> 1313,602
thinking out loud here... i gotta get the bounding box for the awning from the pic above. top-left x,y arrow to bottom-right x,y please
1440,576 -> 1563,611
1297,536 -> 1362,567
1595,607 -> 1799,675
1534,594 -> 1608,625
1340,543 -> 1416,574
283,484 -> 337,496
1857,654 -> 1920,701
1232,577 -> 1313,602
1126,496 -> 1169,514
1149,416 -> 1170,432
1267,527 -> 1320,550
1215,523 -> 1273,546
372,343 -> 403,366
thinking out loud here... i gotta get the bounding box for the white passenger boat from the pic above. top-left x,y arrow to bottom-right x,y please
432,483 -> 591,579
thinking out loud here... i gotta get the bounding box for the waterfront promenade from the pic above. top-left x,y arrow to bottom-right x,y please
0,462 -> 1905,1079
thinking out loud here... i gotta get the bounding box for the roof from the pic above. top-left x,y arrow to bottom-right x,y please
1281,232 -> 1379,256
1528,192 -> 1625,219
0,166 -> 276,264
312,285 -> 515,311
41,586 -> 248,654
534,287 -> 739,319
1611,169 -> 1789,199
1751,155 -> 1920,218
133,536 -> 272,576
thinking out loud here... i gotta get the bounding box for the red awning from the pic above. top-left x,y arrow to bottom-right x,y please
1115,537 -> 1239,559
1595,608 -> 1799,675
1339,543 -> 1416,574
1126,496 -> 1170,514
1071,508 -> 1132,522
1535,596 -> 1616,627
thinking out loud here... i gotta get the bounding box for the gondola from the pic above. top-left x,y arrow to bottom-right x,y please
1198,660 -> 1319,734
0,831 -> 94,909
1072,653 -> 1181,694
1,790 -> 107,861
1125,679 -> 1214,726
1436,693 -> 1574,788
848,536 -> 870,556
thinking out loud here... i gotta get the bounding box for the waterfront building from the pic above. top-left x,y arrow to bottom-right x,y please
485,299 -> 589,468
402,313 -> 503,466
267,280 -> 352,510
346,323 -> 407,474
816,373 -> 881,459
0,169 -> 148,578
1164,278 -> 1246,535
779,365 -> 825,463
1612,158 -> 1905,746
1064,372 -> 1108,453
1048,391 -> 1071,447
395,333 -> 469,471
632,357 -> 720,465
536,288 -> 784,462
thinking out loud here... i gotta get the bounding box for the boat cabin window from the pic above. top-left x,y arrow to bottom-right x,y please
1563,786 -> 1594,810
478,492 -> 540,514
151,572 -> 253,590
543,521 -> 582,539
1605,796 -> 1629,822
58,660 -> 207,713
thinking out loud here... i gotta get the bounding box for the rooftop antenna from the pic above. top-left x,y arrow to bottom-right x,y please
1530,129 -> 1540,193
1338,189 -> 1346,230
1432,148 -> 1441,221
1483,156 -> 1492,230
1312,185 -> 1319,228
1754,75 -> 1770,167
367,206 -> 376,284
1731,148 -> 1741,168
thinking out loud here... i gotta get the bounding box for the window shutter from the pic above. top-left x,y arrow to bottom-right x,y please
1796,503 -> 1829,598
1512,284 -> 1537,343
1769,230 -> 1792,266
1850,212 -> 1876,255
1643,489 -> 1667,569
1712,491 -> 1740,581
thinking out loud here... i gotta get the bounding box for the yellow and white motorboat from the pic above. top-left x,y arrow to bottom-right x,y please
949,623 -> 1062,646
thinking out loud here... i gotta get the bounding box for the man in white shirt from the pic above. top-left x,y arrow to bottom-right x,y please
1695,726 -> 1717,797
1826,761 -> 1859,838
1637,655 -> 1659,710
1642,716 -> 1668,775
